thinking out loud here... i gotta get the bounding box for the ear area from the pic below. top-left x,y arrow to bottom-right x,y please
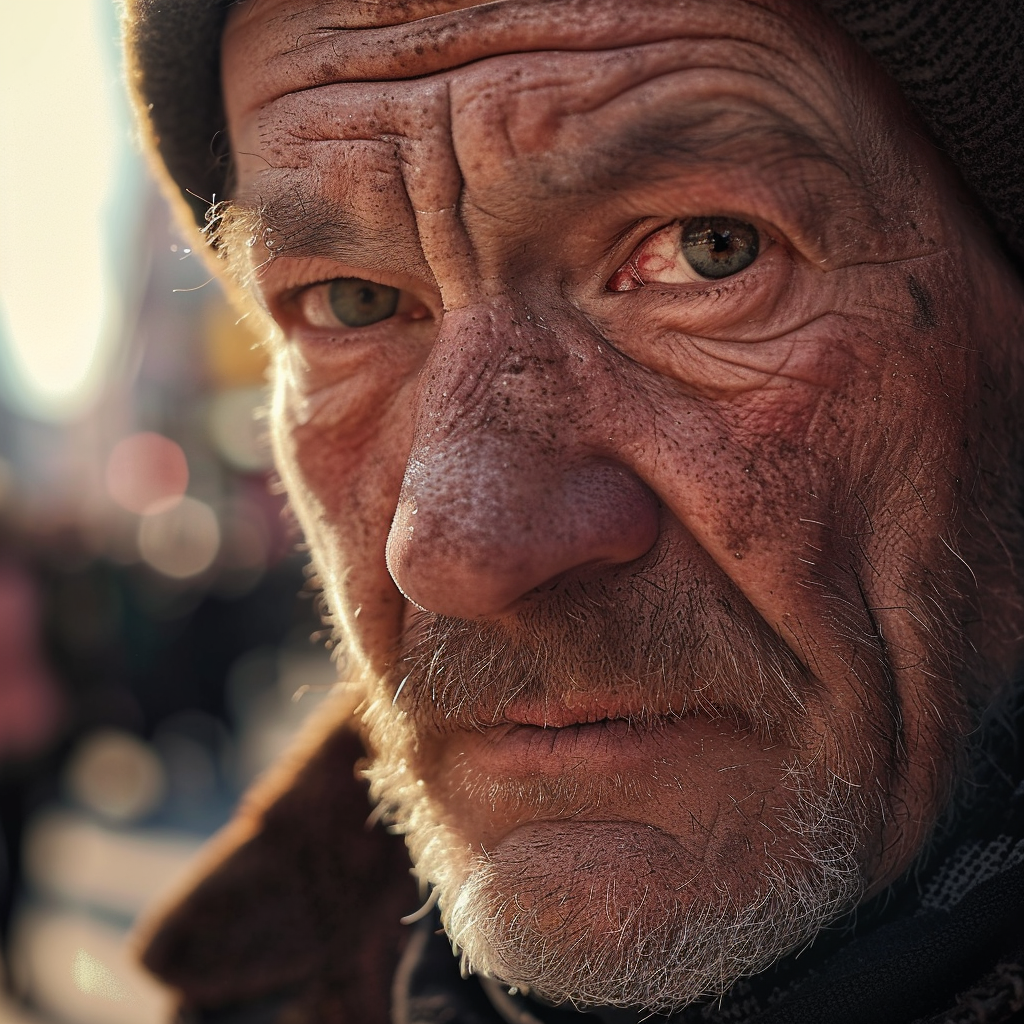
134,701 -> 417,1022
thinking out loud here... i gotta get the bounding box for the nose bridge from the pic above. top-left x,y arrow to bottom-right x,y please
414,303 -> 572,458
398,303 -> 581,581
386,300 -> 660,618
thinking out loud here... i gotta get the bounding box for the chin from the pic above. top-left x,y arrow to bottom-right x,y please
440,815 -> 864,1012
362,693 -> 879,1013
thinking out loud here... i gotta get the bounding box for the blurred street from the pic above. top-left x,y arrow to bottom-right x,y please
0,3 -> 338,1020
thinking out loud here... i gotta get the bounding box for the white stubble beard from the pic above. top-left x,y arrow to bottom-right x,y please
363,693 -> 869,1013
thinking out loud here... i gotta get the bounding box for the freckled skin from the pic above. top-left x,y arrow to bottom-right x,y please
223,0 -> 1024,984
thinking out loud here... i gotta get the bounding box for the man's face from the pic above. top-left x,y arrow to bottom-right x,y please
221,0 -> 1024,1010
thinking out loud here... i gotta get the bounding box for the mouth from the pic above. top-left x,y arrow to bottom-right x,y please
397,675 -> 805,849
447,705 -> 760,784
495,718 -> 656,772
421,707 -> 791,849
499,695 -> 685,730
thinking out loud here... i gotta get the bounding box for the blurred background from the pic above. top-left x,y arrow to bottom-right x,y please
0,3 -> 334,1020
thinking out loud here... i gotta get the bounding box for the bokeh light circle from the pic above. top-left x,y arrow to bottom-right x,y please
65,729 -> 166,823
137,497 -> 220,579
105,433 -> 189,515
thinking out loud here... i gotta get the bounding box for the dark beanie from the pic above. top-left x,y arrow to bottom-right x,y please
124,0 -> 1024,263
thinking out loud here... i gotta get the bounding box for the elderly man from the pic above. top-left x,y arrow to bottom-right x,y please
124,2 -> 1024,1022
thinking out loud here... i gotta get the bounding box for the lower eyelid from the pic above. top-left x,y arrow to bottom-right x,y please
599,251 -> 789,333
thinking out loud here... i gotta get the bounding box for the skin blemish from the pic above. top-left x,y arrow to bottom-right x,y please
907,273 -> 938,331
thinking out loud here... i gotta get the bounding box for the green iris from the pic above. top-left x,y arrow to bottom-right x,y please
328,278 -> 400,327
680,218 -> 759,279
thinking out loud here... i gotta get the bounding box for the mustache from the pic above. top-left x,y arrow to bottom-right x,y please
383,565 -> 823,742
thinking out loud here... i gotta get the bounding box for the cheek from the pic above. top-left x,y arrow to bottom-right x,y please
269,361 -> 414,664
626,262 -> 976,678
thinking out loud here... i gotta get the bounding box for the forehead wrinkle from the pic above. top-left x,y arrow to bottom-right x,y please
235,0 -> 483,35
224,0 -> 818,113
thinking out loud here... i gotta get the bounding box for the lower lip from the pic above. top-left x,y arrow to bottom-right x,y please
447,715 -> 759,779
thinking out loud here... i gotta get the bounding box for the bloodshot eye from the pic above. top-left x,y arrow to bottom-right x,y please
680,217 -> 759,279
607,216 -> 762,291
327,278 -> 399,327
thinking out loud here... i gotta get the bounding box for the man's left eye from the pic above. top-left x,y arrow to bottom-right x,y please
607,217 -> 762,292
679,218 -> 759,279
298,277 -> 401,329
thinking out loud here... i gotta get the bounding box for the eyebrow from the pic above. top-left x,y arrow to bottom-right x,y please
227,166 -> 427,272
233,171 -> 367,260
223,97 -> 861,272
584,100 -> 855,202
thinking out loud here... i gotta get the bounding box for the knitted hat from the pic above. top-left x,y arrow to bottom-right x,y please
123,0 -> 1024,263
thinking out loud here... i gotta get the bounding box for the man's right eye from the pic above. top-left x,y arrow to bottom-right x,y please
298,277 -> 401,329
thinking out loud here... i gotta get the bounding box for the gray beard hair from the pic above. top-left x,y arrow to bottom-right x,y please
444,774 -> 866,1011
360,551 -> 969,1012
364,697 -> 870,1013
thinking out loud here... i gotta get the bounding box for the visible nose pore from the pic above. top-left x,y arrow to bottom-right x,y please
385,305 -> 660,618
387,453 -> 660,618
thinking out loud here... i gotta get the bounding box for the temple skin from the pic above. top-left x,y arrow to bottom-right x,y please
217,0 -> 1024,1008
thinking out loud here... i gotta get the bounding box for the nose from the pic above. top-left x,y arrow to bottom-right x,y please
385,306 -> 660,619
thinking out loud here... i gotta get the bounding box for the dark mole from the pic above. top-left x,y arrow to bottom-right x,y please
907,274 -> 937,331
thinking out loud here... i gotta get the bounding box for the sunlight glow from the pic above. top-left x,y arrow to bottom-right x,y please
71,948 -> 131,1003
0,2 -> 124,420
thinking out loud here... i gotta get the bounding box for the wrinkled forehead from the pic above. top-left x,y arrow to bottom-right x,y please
222,0 -> 858,124
220,0 -> 916,274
